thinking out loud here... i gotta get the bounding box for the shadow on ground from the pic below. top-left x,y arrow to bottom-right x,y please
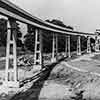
10,58 -> 66,100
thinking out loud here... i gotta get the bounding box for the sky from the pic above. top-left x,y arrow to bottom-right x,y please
8,0 -> 100,33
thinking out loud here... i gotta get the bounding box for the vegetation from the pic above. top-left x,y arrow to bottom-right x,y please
24,25 -> 35,52
0,18 -> 7,46
0,18 -> 95,53
24,19 -> 93,53
0,18 -> 23,47
46,19 -> 74,30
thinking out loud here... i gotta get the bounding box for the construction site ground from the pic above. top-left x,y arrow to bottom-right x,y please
0,52 -> 100,100
39,52 -> 100,100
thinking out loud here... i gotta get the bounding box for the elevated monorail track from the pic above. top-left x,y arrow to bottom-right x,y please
0,0 -> 95,36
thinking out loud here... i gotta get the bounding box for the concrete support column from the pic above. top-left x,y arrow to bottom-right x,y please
34,29 -> 42,70
65,36 -> 68,57
68,35 -> 71,58
77,36 -> 81,55
95,36 -> 99,52
87,36 -> 91,53
51,33 -> 55,62
51,33 -> 58,63
5,18 -> 18,87
55,34 -> 58,60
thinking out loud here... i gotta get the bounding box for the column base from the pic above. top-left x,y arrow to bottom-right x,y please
68,55 -> 71,58
63,52 -> 68,58
95,49 -> 99,52
87,50 -> 91,54
64,55 -> 67,58
51,58 -> 56,63
77,52 -> 81,56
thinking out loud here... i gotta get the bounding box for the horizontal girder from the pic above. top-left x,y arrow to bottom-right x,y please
0,0 -> 95,36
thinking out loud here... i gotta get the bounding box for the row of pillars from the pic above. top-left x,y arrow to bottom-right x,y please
51,34 -> 71,62
4,18 -> 100,88
34,33 -> 99,67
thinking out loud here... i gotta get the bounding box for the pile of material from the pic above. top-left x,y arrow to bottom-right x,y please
45,61 -> 100,100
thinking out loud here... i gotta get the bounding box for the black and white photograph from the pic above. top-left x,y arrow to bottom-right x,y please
0,0 -> 100,100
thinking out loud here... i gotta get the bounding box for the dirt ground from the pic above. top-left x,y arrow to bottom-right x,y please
38,53 -> 100,100
0,52 -> 100,100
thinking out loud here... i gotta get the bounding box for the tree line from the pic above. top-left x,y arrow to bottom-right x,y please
0,18 -> 95,53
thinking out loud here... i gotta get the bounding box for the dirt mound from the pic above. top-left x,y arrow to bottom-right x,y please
47,61 -> 100,100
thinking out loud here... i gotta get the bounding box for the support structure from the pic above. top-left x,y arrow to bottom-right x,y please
77,36 -> 81,55
87,36 -> 91,53
5,18 -> 19,87
65,35 -> 70,57
34,29 -> 42,70
95,36 -> 99,52
65,36 -> 68,57
55,34 -> 58,60
51,33 -> 58,63
68,35 -> 71,58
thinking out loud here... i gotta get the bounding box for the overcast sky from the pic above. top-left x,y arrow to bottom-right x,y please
9,0 -> 100,33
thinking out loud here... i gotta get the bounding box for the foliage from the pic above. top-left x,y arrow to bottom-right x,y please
24,25 -> 35,52
46,19 -> 74,30
24,19 -> 94,53
46,19 -> 87,52
0,18 -> 7,46
0,18 -> 23,47
45,19 -> 74,52
24,33 -> 35,52
16,23 -> 23,47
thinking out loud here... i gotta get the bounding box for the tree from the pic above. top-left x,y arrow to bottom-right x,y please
81,36 -> 87,51
46,19 -> 74,30
0,18 -> 23,47
24,19 -> 88,54
46,19 -> 74,52
16,23 -> 23,47
24,25 -> 35,52
70,35 -> 77,51
0,18 -> 7,46
46,19 -> 88,52
24,33 -> 35,52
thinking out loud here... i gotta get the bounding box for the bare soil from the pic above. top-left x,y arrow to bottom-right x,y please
0,52 -> 100,100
